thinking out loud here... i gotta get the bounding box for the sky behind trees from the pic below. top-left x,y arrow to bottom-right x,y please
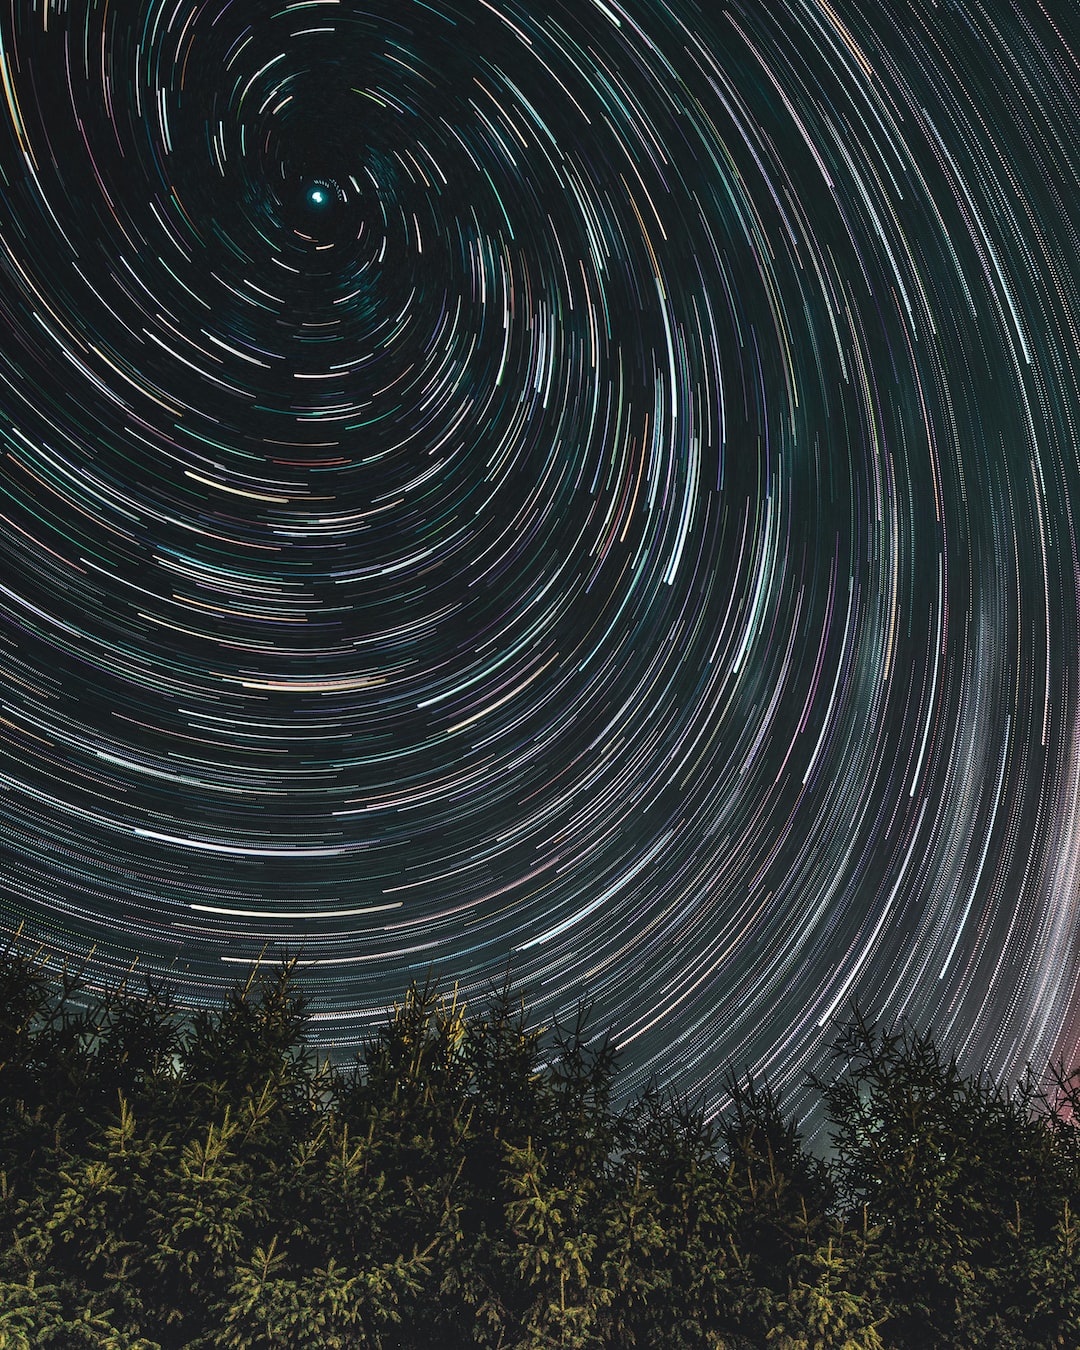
0,0 -> 1079,1140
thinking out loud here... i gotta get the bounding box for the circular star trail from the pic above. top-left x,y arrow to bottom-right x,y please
1,0 -> 1080,1130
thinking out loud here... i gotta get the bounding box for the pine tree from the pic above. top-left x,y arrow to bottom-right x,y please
0,943 -> 1078,1346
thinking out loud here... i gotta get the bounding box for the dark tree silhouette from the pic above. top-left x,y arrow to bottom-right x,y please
0,943 -> 1075,1348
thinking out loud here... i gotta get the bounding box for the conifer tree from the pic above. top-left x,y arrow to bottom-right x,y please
0,943 -> 1077,1347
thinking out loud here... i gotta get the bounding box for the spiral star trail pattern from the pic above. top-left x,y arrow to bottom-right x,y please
1,0 -> 1080,1129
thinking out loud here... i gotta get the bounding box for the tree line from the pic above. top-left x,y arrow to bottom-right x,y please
0,944 -> 1077,1348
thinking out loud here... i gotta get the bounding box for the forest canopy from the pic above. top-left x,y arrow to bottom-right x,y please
0,947 -> 1077,1348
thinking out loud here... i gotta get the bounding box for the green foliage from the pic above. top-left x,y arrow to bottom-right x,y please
765,1233 -> 886,1350
0,944 -> 1077,1347
811,1010 -> 1080,1348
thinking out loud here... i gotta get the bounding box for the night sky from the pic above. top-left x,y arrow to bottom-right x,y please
2,0 -> 1080,1138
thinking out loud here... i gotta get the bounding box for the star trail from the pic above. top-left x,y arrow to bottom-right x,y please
1,0 -> 1080,1134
